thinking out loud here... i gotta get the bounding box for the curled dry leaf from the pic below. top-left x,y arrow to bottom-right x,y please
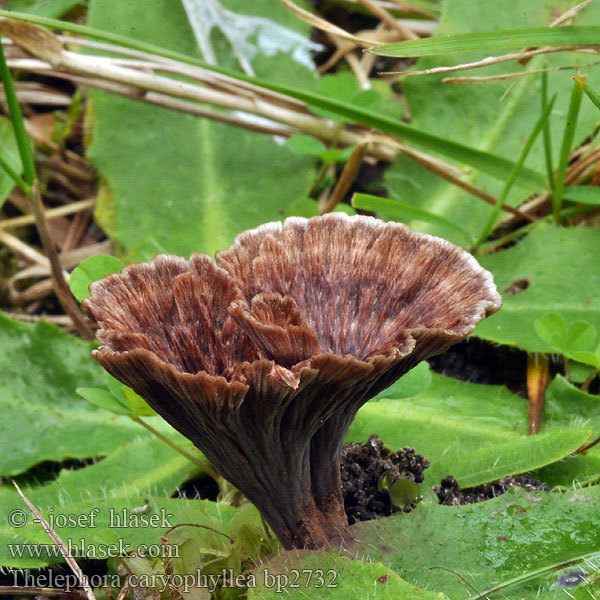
83,214 -> 501,549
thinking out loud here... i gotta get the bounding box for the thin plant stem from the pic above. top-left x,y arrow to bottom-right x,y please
320,143 -> 368,214
0,35 -> 36,185
30,182 -> 95,339
472,94 -> 555,250
553,73 -> 586,222
131,415 -> 219,480
541,72 -> 555,192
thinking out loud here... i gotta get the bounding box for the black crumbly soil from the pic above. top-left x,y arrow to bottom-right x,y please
435,474 -> 550,506
340,434 -> 429,523
341,437 -> 551,522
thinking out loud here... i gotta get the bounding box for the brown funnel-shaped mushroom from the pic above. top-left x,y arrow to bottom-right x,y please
83,214 -> 501,550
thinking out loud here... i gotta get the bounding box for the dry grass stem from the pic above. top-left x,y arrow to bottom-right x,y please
396,144 -> 535,222
0,228 -> 51,267
279,0 -> 381,47
0,197 -> 95,229
321,143 -> 369,214
357,0 -> 419,39
442,61 -> 600,84
12,480 -> 97,600
386,46 -> 592,77
28,182 -> 95,339
6,312 -> 76,328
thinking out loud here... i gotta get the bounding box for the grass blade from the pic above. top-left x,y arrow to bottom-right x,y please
553,74 -> 586,222
370,26 -> 600,58
472,94 -> 556,250
351,193 -> 472,245
583,82 -> 600,110
0,34 -> 35,185
0,10 -> 546,189
541,72 -> 554,192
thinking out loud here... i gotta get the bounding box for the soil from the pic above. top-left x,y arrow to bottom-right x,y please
435,474 -> 550,506
340,436 -> 550,522
340,434 -> 429,523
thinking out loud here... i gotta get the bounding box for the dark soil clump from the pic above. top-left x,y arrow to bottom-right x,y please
340,435 -> 429,523
435,474 -> 550,506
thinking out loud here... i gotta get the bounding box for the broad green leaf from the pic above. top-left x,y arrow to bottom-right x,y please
370,26 -> 600,58
434,429 -> 590,489
563,185 -> 600,205
282,198 -> 320,218
251,552 -> 444,599
122,386 -> 158,417
4,0 -> 82,18
0,312 -> 173,475
350,486 -> 600,599
351,369 -> 594,488
69,254 -> 124,302
534,313 -> 568,349
0,313 -> 186,475
371,361 -> 432,401
0,117 -> 22,209
351,193 -> 472,245
534,375 -> 600,488
565,321 -> 598,354
86,0 -> 315,261
76,386 -> 131,415
0,437 -> 209,567
570,350 -> 600,368
384,1 -> 600,243
476,225 -> 600,352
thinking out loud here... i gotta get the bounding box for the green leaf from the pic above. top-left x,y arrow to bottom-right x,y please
534,375 -> 600,487
287,134 -> 353,163
76,386 -> 131,415
350,486 -> 600,599
5,0 -> 82,18
371,361 -> 432,401
370,26 -> 600,58
534,313 -> 567,349
282,198 -> 320,218
352,193 -> 472,244
384,0 -> 600,243
251,552 -> 444,599
570,351 -> 600,369
0,312 -> 168,475
565,321 -> 597,354
476,225 -> 600,353
563,185 -> 600,205
0,313 -> 187,479
69,255 -> 124,302
349,370 -> 592,489
434,429 -> 590,489
122,386 -> 158,417
0,438 -> 222,568
86,0 -> 315,261
0,116 -> 23,208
